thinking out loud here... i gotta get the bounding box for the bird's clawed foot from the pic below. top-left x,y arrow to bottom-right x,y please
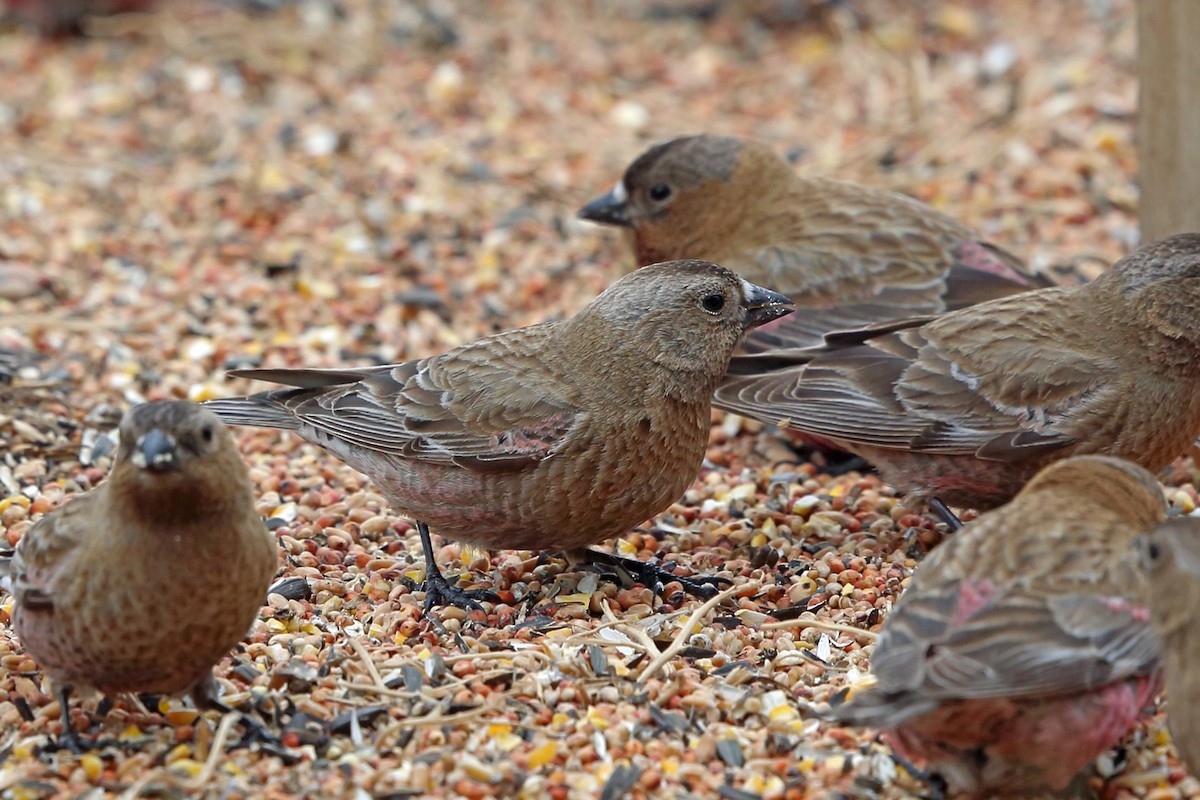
580,548 -> 732,600
56,722 -> 90,755
406,569 -> 499,615
889,752 -> 947,800
47,687 -> 110,754
409,521 -> 499,615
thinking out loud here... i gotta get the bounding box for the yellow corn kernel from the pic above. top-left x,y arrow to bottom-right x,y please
527,741 -> 557,769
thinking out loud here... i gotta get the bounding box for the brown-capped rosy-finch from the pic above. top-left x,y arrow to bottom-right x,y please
2,401 -> 279,745
206,260 -> 793,611
830,455 -> 1167,796
715,233 -> 1200,513
579,134 -> 1050,350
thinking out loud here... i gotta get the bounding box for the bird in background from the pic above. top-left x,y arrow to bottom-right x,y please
578,133 -> 1052,352
828,455 -> 1167,797
3,0 -> 155,36
1136,516 -> 1200,780
714,232 -> 1200,516
1,401 -> 279,748
206,260 -> 793,612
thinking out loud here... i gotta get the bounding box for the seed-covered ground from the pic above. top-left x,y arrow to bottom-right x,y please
1,1 -> 1195,798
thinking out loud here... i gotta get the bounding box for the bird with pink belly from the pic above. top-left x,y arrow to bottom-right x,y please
206,260 -> 793,612
715,233 -> 1200,521
828,455 -> 1167,797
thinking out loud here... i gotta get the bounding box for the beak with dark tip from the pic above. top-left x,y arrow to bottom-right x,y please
740,281 -> 794,330
133,428 -> 179,473
578,184 -> 632,228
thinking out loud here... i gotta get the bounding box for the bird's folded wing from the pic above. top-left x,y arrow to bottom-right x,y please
9,500 -> 91,611
870,579 -> 1158,703
742,222 -> 952,311
714,292 -> 1114,459
733,201 -> 1046,351
226,337 -> 581,471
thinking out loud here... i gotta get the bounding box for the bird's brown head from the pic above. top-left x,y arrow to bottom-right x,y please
579,135 -> 788,265
1136,516 -> 1200,636
571,259 -> 792,395
1094,232 -> 1200,353
112,401 -> 248,518
1017,455 -> 1166,530
117,401 -> 228,474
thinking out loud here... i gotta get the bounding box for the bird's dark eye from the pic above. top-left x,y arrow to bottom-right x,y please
648,184 -> 672,202
200,425 -> 215,444
701,293 -> 726,313
1147,541 -> 1162,562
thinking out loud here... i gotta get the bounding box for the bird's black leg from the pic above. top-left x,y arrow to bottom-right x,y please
889,752 -> 948,800
928,498 -> 964,531
56,685 -> 87,754
414,522 -> 498,614
580,547 -> 731,600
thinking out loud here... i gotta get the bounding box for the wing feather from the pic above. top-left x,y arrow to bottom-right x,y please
211,328 -> 581,472
714,289 -> 1111,460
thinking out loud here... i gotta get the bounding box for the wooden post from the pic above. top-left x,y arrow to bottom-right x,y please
1138,1 -> 1200,242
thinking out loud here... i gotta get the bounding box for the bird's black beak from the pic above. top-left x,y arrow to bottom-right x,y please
741,281 -> 794,330
134,428 -> 179,473
578,184 -> 632,228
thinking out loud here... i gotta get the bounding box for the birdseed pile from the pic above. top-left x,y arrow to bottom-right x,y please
0,0 -> 1195,797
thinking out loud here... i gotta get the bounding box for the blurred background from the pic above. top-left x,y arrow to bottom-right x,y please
0,0 -> 1134,394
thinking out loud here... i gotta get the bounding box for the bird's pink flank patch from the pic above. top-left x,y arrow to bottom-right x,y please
887,672 -> 1161,793
950,579 -> 997,626
954,240 -> 1035,285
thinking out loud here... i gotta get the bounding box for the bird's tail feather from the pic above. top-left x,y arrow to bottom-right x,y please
203,396 -> 301,431
821,685 -> 936,728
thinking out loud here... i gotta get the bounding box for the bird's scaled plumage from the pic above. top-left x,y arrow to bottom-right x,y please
1137,516 -> 1200,780
206,260 -> 792,606
579,134 -> 1050,350
830,455 -> 1168,796
715,233 -> 1200,509
5,401 -> 279,718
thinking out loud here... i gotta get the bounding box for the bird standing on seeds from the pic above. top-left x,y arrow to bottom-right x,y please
206,260 -> 793,612
1,401 -> 279,745
1136,517 -> 1200,780
715,233 -> 1200,514
578,134 -> 1050,351
829,455 -> 1167,797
